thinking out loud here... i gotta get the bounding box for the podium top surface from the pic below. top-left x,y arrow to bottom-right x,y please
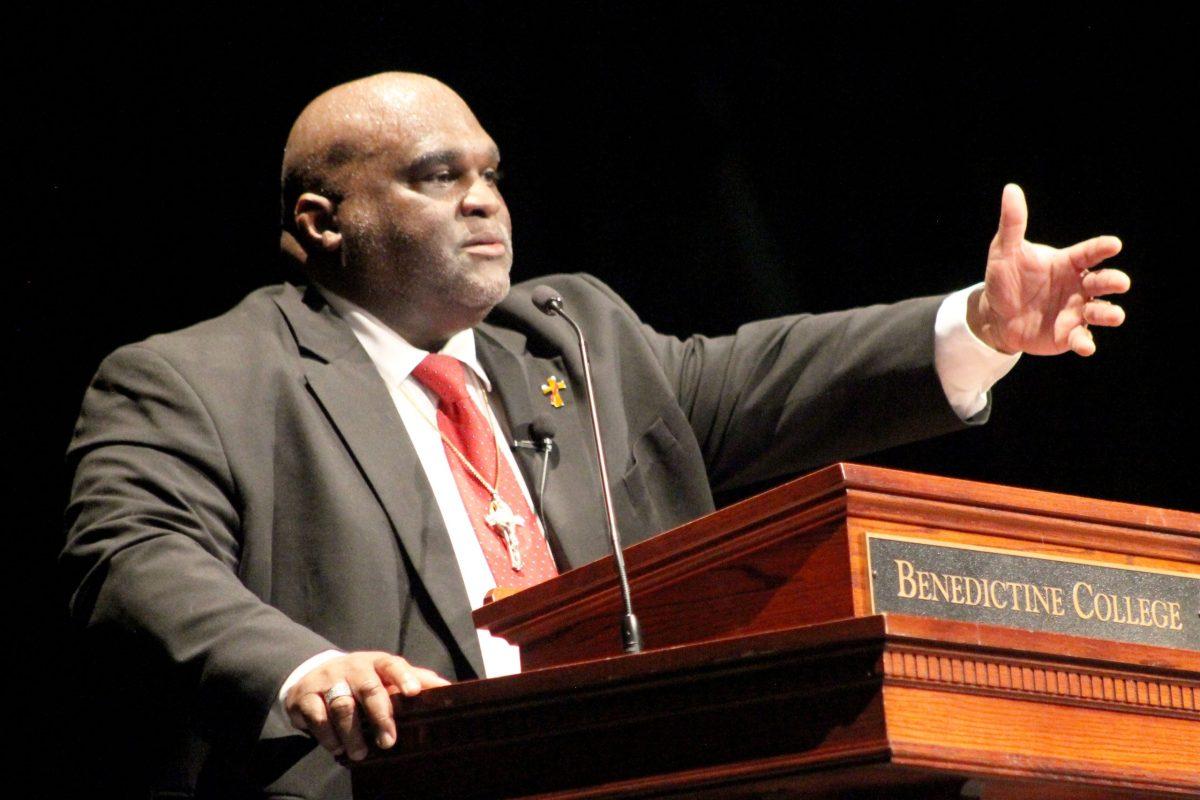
748,463 -> 1200,535
475,463 -> 1199,632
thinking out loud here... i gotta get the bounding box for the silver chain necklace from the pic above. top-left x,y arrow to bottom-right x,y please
399,380 -> 527,571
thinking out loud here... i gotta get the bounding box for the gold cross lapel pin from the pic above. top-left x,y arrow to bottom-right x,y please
541,375 -> 567,408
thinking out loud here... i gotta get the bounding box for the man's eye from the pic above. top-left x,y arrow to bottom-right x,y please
483,168 -> 503,184
430,171 -> 458,184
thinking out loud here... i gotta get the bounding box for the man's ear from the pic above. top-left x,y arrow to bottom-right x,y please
293,193 -> 343,253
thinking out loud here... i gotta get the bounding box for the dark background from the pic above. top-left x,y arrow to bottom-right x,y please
19,3 -> 1197,792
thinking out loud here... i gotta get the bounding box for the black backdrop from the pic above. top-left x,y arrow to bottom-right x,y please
20,3 -> 1197,791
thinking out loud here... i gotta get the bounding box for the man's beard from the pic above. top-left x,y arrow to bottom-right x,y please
342,220 -> 512,324
443,251 -> 512,313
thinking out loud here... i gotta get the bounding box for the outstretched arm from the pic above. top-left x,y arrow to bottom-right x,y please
969,183 -> 1131,357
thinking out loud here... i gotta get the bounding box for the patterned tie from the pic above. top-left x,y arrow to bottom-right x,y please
411,353 -> 558,590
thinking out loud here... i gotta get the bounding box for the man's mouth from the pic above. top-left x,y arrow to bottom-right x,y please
462,234 -> 508,257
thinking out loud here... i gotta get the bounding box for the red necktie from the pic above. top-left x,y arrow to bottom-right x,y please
411,354 -> 558,590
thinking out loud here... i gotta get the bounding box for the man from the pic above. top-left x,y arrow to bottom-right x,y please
62,72 -> 1129,798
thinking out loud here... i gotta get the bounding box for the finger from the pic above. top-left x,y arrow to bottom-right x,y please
378,657 -> 418,697
355,662 -> 397,750
379,657 -> 450,698
1068,325 -> 1096,357
1082,267 -> 1131,297
287,695 -> 312,734
295,692 -> 344,757
383,657 -> 423,697
411,666 -> 452,688
1083,300 -> 1126,327
326,684 -> 368,761
1063,235 -> 1123,272
996,183 -> 1028,255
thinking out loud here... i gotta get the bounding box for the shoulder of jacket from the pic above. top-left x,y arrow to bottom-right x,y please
502,272 -> 640,320
105,284 -> 299,373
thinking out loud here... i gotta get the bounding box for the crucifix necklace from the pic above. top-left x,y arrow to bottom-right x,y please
400,384 -> 526,571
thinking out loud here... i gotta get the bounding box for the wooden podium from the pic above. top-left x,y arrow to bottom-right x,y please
351,464 -> 1200,799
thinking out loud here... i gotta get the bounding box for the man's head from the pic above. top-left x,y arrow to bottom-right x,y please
281,72 -> 511,350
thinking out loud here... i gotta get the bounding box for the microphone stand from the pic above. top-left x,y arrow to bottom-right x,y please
534,287 -> 643,654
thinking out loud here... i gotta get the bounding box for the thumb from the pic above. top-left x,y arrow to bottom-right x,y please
996,183 -> 1028,255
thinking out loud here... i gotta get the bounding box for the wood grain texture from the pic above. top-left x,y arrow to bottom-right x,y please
451,466 -> 1200,797
845,489 -> 1200,564
882,648 -> 1198,715
884,687 -> 1199,792
354,617 -> 897,800
352,616 -> 1200,799
833,463 -> 1200,539
476,463 -> 1199,670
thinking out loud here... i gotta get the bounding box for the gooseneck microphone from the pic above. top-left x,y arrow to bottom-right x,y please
532,285 -> 643,654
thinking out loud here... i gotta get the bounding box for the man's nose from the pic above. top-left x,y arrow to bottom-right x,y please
461,175 -> 502,217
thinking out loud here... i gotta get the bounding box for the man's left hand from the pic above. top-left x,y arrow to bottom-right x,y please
969,183 -> 1130,357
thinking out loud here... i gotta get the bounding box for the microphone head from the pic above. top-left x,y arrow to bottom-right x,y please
529,413 -> 557,442
531,285 -> 564,315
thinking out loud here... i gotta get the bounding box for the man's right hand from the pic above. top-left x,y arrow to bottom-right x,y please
285,652 -> 451,761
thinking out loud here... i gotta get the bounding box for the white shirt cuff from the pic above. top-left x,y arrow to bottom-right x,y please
934,284 -> 1021,420
260,649 -> 346,739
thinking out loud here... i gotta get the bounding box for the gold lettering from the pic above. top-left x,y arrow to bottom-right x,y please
1048,586 -> 1065,616
1110,594 -> 1128,624
990,579 -> 1007,609
887,545 -> 1194,638
928,571 -> 949,602
1073,582 -> 1094,619
1115,595 -> 1132,624
1136,597 -> 1152,627
1150,599 -> 1169,628
949,574 -> 966,605
917,570 -> 933,601
1028,584 -> 1052,615
965,576 -> 983,606
895,559 -> 917,599
891,551 -> 1191,635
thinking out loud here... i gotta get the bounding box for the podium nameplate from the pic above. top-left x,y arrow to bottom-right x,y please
867,532 -> 1200,650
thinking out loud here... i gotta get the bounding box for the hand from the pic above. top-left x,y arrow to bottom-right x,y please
969,183 -> 1130,356
285,651 -> 451,762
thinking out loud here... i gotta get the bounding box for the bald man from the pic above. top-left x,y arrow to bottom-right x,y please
62,73 -> 1129,799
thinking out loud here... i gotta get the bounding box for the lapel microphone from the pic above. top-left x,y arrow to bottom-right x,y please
512,416 -> 557,525
511,415 -> 556,455
532,285 -> 643,655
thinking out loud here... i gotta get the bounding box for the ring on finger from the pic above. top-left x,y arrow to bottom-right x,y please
324,680 -> 354,706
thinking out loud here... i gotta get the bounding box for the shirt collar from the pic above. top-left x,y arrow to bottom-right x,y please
318,286 -> 492,392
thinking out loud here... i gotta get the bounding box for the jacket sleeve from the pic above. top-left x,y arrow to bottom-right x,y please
575,274 -> 976,493
61,343 -> 337,749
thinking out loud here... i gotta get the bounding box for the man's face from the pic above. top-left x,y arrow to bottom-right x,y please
336,97 -> 513,332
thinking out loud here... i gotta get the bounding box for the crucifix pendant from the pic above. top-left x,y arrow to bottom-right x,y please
485,495 -> 525,571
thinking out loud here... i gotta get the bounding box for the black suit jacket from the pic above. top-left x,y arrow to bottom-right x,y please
62,273 -> 973,798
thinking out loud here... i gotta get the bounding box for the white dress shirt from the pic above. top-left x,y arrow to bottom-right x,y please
263,282 -> 1019,736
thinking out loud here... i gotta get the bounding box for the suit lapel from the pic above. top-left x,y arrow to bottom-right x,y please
475,324 -> 611,570
272,286 -> 486,677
